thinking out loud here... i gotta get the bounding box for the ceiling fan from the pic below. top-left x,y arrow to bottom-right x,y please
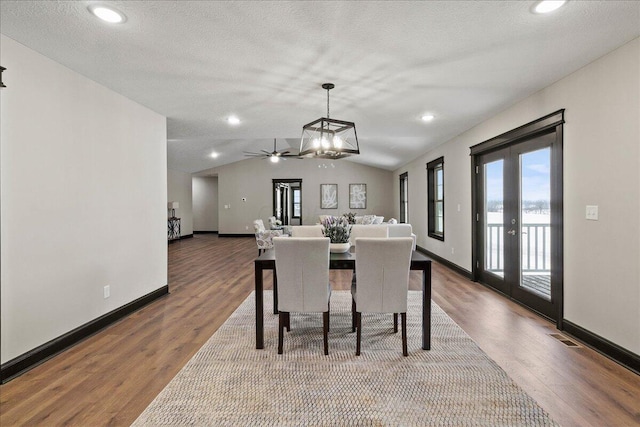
243,139 -> 301,163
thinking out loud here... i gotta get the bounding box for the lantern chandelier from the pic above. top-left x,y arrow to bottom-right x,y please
299,83 -> 360,159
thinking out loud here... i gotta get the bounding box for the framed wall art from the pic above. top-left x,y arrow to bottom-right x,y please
349,183 -> 367,209
320,184 -> 338,209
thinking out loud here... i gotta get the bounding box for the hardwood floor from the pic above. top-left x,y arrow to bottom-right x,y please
1,234 -> 638,426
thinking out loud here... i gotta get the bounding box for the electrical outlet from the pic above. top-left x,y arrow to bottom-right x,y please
586,205 -> 599,221
103,285 -> 110,299
451,247 -> 455,254
245,226 -> 249,230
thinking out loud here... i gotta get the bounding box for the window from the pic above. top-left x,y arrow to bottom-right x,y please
292,188 -> 301,218
427,157 -> 444,240
399,172 -> 408,223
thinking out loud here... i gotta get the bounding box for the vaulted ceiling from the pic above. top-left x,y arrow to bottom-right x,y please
1,1 -> 638,172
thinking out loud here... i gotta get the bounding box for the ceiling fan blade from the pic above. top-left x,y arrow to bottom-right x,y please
261,150 -> 272,155
243,151 -> 265,157
279,150 -> 290,155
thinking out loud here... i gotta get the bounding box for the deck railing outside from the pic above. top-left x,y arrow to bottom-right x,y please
486,223 -> 551,273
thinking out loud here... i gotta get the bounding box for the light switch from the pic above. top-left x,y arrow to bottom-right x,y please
586,205 -> 599,221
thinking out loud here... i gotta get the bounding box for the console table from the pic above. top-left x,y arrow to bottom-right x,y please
168,217 -> 181,242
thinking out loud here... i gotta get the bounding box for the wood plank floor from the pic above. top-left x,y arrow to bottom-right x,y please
1,234 -> 638,426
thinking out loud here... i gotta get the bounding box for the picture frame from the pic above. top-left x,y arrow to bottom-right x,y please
349,183 -> 367,209
320,184 -> 338,209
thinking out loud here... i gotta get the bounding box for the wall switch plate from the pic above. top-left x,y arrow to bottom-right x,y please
586,205 -> 599,221
103,285 -> 110,299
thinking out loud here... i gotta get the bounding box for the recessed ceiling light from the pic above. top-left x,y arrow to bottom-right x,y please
533,0 -> 567,14
88,5 -> 127,23
421,114 -> 435,122
210,152 -> 219,158
227,116 -> 241,125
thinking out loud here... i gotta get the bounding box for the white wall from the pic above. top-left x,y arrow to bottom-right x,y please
394,37 -> 640,355
167,169 -> 193,236
193,176 -> 218,232
205,157 -> 393,234
0,36 -> 168,363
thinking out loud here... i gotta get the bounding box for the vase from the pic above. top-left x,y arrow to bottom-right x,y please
330,242 -> 351,253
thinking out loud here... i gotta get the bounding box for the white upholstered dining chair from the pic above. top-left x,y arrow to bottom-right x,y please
290,225 -> 324,237
351,237 -> 413,356
273,237 -> 331,355
348,224 -> 388,247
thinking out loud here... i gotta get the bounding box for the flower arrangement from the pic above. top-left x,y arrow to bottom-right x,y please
343,212 -> 357,224
322,216 -> 352,243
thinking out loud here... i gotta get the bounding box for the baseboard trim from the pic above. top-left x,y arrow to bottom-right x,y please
416,246 -> 473,279
0,285 -> 169,384
562,320 -> 640,376
218,233 -> 254,238
193,231 -> 218,234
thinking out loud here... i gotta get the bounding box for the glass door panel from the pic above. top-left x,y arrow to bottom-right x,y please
484,159 -> 504,278
519,148 -> 552,300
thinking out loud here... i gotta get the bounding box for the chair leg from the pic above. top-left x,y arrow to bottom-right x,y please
351,298 -> 356,332
273,271 -> 278,315
401,312 -> 408,357
286,312 -> 290,332
278,312 -> 285,354
356,312 -> 362,356
323,311 -> 329,355
393,313 -> 398,333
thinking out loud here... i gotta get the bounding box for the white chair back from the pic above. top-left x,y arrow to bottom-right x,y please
354,237 -> 413,313
387,223 -> 416,251
349,224 -> 388,246
387,223 -> 412,238
291,225 -> 324,238
273,237 -> 330,313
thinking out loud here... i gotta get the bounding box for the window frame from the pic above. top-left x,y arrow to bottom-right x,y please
399,172 -> 408,223
427,157 -> 445,241
292,187 -> 301,219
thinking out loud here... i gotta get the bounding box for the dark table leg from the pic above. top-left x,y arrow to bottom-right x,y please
422,262 -> 432,350
273,269 -> 278,315
255,262 -> 264,349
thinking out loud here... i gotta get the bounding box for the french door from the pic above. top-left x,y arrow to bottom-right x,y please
472,111 -> 563,323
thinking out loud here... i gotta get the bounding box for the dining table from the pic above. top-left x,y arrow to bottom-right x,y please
254,248 -> 433,350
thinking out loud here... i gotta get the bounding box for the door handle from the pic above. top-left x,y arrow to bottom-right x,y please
507,229 -> 516,235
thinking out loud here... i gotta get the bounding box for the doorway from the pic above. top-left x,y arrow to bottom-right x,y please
471,111 -> 563,324
273,179 -> 302,225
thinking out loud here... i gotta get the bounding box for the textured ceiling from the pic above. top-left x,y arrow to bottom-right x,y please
1,1 -> 639,172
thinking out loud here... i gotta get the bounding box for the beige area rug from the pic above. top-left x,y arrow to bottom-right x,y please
132,291 -> 558,426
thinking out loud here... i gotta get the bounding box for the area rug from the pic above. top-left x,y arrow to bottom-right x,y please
132,291 -> 558,426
